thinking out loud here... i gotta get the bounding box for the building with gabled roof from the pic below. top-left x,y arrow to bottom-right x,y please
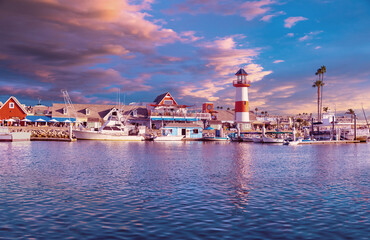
147,92 -> 211,129
0,96 -> 28,121
51,103 -> 149,128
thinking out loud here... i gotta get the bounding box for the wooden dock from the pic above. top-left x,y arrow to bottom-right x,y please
299,140 -> 361,145
31,137 -> 77,142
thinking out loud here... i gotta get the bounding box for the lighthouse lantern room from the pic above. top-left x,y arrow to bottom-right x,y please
233,68 -> 252,130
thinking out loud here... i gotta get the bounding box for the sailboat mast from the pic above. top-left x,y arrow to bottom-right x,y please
362,104 -> 369,128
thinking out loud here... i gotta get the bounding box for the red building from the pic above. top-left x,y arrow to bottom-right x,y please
0,96 -> 28,121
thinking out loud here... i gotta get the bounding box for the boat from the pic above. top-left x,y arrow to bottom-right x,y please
262,135 -> 285,143
73,108 -> 144,141
153,135 -> 184,141
283,139 -> 302,145
0,127 -> 31,142
202,136 -> 230,141
252,136 -> 263,143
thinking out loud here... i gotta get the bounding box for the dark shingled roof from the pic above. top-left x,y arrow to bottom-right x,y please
235,68 -> 248,75
153,92 -> 169,104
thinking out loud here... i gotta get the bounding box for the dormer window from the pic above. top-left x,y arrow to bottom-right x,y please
86,108 -> 90,115
131,109 -> 138,117
9,102 -> 14,109
63,107 -> 68,115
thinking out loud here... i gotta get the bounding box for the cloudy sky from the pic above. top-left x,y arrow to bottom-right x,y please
0,0 -> 369,115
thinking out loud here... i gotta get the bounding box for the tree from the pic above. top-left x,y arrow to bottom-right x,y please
312,78 -> 323,122
220,106 -> 223,110
323,106 -> 329,113
255,107 -> 258,116
346,108 -> 355,123
227,107 -> 230,110
216,106 -> 220,110
320,65 -> 326,119
265,111 -> 268,116
260,111 -> 264,116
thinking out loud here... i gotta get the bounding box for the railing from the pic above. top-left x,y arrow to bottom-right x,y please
150,112 -> 211,120
233,80 -> 251,85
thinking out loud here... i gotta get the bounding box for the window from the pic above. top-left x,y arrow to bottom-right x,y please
193,129 -> 199,134
163,100 -> 173,105
9,102 -> 14,109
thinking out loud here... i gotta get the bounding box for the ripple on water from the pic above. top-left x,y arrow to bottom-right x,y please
0,141 -> 369,239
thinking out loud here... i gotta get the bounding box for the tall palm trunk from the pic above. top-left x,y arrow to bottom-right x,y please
317,86 -> 320,122
320,72 -> 323,121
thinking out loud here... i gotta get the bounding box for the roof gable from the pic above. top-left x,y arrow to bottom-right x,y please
0,96 -> 27,114
153,92 -> 178,105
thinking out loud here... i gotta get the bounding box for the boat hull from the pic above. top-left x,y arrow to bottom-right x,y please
153,135 -> 184,141
262,136 -> 285,143
202,137 -> 229,141
73,130 -> 144,141
252,137 -> 263,143
0,132 -> 31,142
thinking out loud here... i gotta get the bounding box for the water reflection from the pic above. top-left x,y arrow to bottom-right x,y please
0,141 -> 368,239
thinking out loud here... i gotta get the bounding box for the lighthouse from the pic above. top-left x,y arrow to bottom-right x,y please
233,68 -> 251,130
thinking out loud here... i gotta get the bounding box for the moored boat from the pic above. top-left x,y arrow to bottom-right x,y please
73,108 -> 144,141
0,127 -> 31,142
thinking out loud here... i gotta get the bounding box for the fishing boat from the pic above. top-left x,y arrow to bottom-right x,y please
73,108 -> 144,141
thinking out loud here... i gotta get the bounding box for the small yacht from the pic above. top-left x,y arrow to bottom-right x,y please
73,108 -> 144,141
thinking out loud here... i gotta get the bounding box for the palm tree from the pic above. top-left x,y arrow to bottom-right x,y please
255,107 -> 258,116
346,108 -> 355,123
320,65 -> 326,119
312,79 -> 323,122
323,106 -> 329,113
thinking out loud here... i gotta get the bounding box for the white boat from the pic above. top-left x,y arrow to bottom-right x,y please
202,136 -> 230,141
283,139 -> 302,145
252,136 -> 263,143
262,135 -> 285,143
73,108 -> 144,141
0,127 -> 31,142
153,135 -> 184,141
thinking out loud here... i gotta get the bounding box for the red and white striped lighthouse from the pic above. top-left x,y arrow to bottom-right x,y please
233,68 -> 251,130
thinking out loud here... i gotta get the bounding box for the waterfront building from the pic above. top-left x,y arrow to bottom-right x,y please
0,96 -> 27,123
147,92 -> 211,129
51,103 -> 148,129
233,69 -> 252,130
159,123 -> 203,140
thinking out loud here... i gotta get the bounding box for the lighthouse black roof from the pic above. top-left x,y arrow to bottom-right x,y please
235,68 -> 248,75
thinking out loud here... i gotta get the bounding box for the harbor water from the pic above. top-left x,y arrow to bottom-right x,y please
0,141 -> 369,239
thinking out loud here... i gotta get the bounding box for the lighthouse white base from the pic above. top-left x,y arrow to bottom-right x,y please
235,112 -> 250,123
236,122 -> 252,131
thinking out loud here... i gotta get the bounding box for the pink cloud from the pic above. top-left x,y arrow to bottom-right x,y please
260,11 -> 285,22
166,0 -> 277,21
284,16 -> 308,28
0,0 -> 178,102
178,35 -> 272,102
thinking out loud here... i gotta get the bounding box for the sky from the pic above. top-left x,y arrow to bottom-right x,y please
0,0 -> 369,115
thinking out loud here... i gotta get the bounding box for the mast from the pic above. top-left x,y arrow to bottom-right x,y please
362,104 -> 369,128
